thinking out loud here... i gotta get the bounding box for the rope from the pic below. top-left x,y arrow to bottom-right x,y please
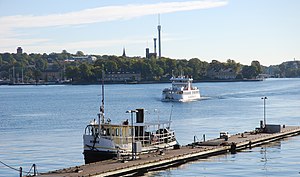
0,160 -> 20,172
0,160 -> 38,175
25,164 -> 34,176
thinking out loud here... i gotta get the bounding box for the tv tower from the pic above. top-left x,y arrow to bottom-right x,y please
157,14 -> 161,58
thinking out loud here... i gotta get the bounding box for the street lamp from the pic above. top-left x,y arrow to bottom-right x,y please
261,97 -> 267,128
126,110 -> 137,160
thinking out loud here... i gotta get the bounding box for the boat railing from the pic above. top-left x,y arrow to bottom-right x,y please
98,130 -> 176,147
151,130 -> 176,145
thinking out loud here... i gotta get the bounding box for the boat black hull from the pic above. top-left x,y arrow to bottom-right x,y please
83,150 -> 117,164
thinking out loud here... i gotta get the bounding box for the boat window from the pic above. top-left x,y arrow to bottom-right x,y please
106,129 -> 110,136
92,127 -> 99,135
116,128 -> 119,136
85,125 -> 98,135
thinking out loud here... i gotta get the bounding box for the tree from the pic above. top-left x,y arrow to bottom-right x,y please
79,63 -> 93,81
76,51 -> 84,56
33,69 -> 42,83
208,60 -> 224,72
188,58 -> 204,80
65,65 -> 80,82
251,60 -> 262,75
225,59 -> 241,74
7,54 -> 16,65
241,65 -> 257,79
165,58 -> 177,76
92,66 -> 103,81
34,57 -> 47,71
106,60 -> 118,72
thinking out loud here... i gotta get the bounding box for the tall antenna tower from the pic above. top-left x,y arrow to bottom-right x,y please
157,14 -> 161,58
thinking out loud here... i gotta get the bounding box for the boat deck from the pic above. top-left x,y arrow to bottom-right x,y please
35,126 -> 300,177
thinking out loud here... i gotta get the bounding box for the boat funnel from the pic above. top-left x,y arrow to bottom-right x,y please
136,108 -> 144,123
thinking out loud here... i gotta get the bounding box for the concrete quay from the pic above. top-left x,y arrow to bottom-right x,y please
35,125 -> 300,177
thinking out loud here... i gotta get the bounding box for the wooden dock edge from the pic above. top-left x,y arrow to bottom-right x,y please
98,127 -> 300,177
97,147 -> 229,177
235,126 -> 300,151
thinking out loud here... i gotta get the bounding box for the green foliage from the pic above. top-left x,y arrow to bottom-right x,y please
76,51 -> 84,56
278,61 -> 300,78
251,60 -> 262,75
1,51 -> 299,83
241,65 -> 257,79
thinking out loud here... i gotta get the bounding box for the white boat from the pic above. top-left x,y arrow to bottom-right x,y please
162,75 -> 200,102
83,72 -> 178,164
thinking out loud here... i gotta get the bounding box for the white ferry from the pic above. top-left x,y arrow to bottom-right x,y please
162,75 -> 200,102
83,73 -> 178,164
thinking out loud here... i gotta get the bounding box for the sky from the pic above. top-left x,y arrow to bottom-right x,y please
0,0 -> 299,66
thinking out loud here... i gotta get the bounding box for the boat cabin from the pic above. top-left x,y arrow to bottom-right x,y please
84,108 -> 176,148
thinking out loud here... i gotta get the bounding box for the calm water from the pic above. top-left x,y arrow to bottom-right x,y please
0,78 -> 300,176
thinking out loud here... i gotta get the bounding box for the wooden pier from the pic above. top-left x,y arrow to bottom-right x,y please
35,125 -> 300,177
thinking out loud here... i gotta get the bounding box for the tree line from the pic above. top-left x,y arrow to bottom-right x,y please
0,50 -> 297,83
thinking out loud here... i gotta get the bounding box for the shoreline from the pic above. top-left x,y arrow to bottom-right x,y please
0,78 -> 264,86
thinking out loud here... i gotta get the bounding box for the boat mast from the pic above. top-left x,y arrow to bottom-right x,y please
168,105 -> 173,129
100,65 -> 105,124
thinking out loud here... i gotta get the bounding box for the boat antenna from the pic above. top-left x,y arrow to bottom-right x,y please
100,64 -> 105,124
168,105 -> 174,128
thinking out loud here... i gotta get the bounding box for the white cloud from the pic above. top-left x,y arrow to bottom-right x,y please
0,0 -> 228,52
1,0 -> 227,31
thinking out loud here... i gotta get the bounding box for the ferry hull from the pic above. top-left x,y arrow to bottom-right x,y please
162,92 -> 200,102
83,150 -> 117,164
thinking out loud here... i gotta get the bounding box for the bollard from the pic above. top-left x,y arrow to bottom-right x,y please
19,167 -> 22,177
230,142 -> 236,154
249,141 -> 252,149
203,134 -> 206,142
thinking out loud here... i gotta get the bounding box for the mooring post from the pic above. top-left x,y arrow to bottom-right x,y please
19,167 -> 22,177
249,141 -> 252,149
230,142 -> 236,154
203,134 -> 206,142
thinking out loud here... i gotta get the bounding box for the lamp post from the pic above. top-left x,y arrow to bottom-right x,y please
261,97 -> 267,128
126,110 -> 137,160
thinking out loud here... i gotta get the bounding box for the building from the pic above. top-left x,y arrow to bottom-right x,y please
104,72 -> 141,82
65,55 -> 97,63
41,69 -> 61,82
41,61 -> 63,82
145,48 -> 157,59
146,38 -> 158,59
17,47 -> 23,54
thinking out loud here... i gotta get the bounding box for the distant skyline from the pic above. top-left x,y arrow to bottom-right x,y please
0,0 -> 299,66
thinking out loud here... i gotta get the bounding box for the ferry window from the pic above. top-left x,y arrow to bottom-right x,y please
120,128 -> 122,136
